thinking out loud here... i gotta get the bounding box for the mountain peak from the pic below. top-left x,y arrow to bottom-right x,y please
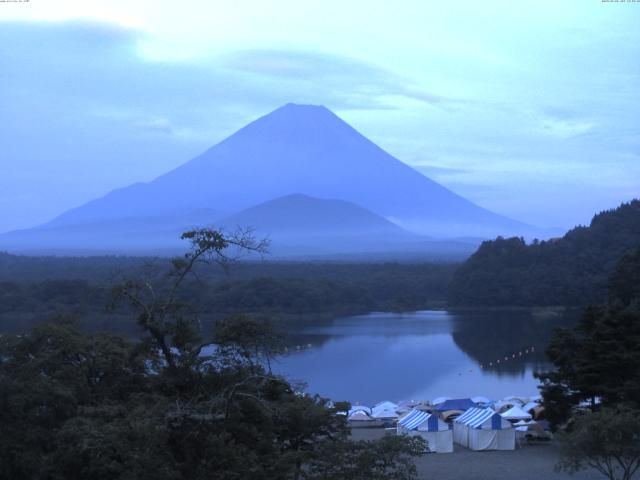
220,102 -> 353,149
260,102 -> 337,124
279,102 -> 329,112
24,103 -> 535,242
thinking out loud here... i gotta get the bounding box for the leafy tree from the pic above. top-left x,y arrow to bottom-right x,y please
304,436 -> 426,480
556,406 -> 640,480
0,229 -> 424,480
536,247 -> 640,428
449,200 -> 640,307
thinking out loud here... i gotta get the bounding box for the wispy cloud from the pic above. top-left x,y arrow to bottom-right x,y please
0,7 -> 638,232
220,49 -> 458,110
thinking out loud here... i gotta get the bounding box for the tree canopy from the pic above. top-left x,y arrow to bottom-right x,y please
536,247 -> 640,428
0,228 -> 424,480
448,200 -> 640,306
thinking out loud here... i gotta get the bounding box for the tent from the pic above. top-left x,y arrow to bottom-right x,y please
453,408 -> 515,451
522,402 -> 540,413
433,398 -> 477,411
372,401 -> 399,419
493,400 -> 518,413
397,410 -> 453,453
431,396 -> 451,406
471,396 -> 491,405
348,409 -> 385,428
348,410 -> 371,421
501,406 -> 532,421
349,405 -> 372,415
440,410 -> 464,422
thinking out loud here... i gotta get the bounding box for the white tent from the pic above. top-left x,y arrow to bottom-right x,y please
501,406 -> 532,421
431,396 -> 451,406
471,396 -> 491,405
349,405 -> 372,415
522,402 -> 540,413
493,400 -> 518,413
348,410 -> 372,421
397,410 -> 453,453
372,401 -> 399,419
513,420 -> 536,427
453,408 -> 515,451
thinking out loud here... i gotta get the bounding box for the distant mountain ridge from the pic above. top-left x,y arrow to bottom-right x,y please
1,103 -> 539,256
448,200 -> 640,306
218,194 -> 415,236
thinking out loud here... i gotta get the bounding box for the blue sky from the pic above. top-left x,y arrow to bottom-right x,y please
0,0 -> 638,233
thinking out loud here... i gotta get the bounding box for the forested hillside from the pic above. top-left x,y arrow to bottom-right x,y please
448,200 -> 640,306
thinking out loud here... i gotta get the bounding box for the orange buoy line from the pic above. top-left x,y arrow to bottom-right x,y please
478,346 -> 536,369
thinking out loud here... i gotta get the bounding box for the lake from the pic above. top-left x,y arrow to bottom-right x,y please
274,308 -> 576,405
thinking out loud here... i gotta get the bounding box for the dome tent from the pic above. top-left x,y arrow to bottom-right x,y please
501,405 -> 532,421
371,401 -> 400,419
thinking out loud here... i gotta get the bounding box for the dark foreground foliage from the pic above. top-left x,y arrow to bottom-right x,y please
555,406 -> 640,480
536,247 -> 640,428
0,229 -> 424,480
537,248 -> 640,479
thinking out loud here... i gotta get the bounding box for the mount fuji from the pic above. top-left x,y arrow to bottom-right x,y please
0,103 -> 538,257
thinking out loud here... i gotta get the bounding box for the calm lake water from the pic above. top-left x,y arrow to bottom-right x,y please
274,309 -> 576,405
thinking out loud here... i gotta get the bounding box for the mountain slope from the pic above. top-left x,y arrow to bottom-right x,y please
42,103 -> 531,238
218,194 -> 415,237
214,194 -> 426,257
0,209 -> 222,254
448,200 -> 640,306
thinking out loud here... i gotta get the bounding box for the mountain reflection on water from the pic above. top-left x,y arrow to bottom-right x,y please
274,308 -> 578,405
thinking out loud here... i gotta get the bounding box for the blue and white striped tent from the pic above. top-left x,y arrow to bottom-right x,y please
399,410 -> 439,430
455,407 -> 511,429
397,410 -> 453,453
453,408 -> 514,451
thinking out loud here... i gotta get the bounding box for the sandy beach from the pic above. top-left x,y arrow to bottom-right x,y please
351,428 -> 602,480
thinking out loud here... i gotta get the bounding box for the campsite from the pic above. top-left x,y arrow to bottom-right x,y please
348,397 -> 603,480
347,396 -> 547,453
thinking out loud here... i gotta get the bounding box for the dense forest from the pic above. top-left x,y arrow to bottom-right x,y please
0,252 -> 456,334
537,245 -> 640,426
0,230 -> 426,480
448,200 -> 640,306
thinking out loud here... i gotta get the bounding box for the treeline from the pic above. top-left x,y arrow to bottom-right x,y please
448,200 -> 640,306
0,230 -> 426,479
537,246 -> 640,426
535,247 -> 640,479
0,256 -> 456,333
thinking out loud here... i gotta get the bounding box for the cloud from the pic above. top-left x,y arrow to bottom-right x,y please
0,15 -> 638,233
220,49 -> 458,110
